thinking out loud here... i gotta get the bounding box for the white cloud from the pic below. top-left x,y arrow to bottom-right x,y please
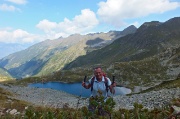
97,0 -> 180,27
5,0 -> 27,5
0,3 -> 20,11
36,9 -> 99,39
0,8 -> 98,44
36,19 -> 57,33
0,29 -> 43,43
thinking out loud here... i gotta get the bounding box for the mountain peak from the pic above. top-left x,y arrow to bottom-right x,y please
121,25 -> 137,34
137,21 -> 161,32
164,17 -> 180,26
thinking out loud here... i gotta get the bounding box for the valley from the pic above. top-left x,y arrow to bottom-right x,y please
0,17 -> 179,118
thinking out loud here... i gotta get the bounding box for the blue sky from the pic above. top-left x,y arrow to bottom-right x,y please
0,0 -> 180,44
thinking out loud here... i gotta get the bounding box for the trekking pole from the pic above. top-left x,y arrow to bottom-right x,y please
77,76 -> 87,108
112,75 -> 115,96
84,75 -> 87,82
80,75 -> 87,97
110,75 -> 115,119
112,75 -> 115,84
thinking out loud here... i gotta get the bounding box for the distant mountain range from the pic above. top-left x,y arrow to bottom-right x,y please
0,25 -> 136,78
64,17 -> 180,69
0,42 -> 31,59
0,17 -> 179,80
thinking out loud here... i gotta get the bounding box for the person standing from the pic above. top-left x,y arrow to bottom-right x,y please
82,66 -> 116,100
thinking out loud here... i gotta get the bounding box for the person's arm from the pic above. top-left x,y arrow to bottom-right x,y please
82,77 -> 92,89
82,82 -> 91,89
107,77 -> 116,94
109,83 -> 116,94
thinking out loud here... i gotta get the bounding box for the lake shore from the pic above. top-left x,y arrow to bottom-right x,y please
0,83 -> 179,110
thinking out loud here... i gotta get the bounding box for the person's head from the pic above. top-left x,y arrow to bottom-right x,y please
94,67 -> 103,80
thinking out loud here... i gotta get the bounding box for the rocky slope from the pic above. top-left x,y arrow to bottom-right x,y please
0,83 -> 179,110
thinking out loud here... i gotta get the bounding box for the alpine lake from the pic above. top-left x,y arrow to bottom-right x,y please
29,82 -> 131,97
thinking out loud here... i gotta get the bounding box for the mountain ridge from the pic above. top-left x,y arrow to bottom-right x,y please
0,25 -> 136,78
0,17 -> 179,79
63,17 -> 180,70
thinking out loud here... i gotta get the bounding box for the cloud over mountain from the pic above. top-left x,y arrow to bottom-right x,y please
36,9 -> 99,38
97,0 -> 180,27
0,0 -> 179,45
0,29 -> 42,43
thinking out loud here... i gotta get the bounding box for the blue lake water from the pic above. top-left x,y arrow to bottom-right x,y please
28,82 -> 131,97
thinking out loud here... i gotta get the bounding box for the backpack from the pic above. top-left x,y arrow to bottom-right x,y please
90,73 -> 109,92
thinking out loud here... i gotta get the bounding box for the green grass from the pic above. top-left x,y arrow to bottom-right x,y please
5,56 -> 173,91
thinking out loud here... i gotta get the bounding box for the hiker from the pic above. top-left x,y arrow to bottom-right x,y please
82,66 -> 116,99
82,67 -> 116,116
